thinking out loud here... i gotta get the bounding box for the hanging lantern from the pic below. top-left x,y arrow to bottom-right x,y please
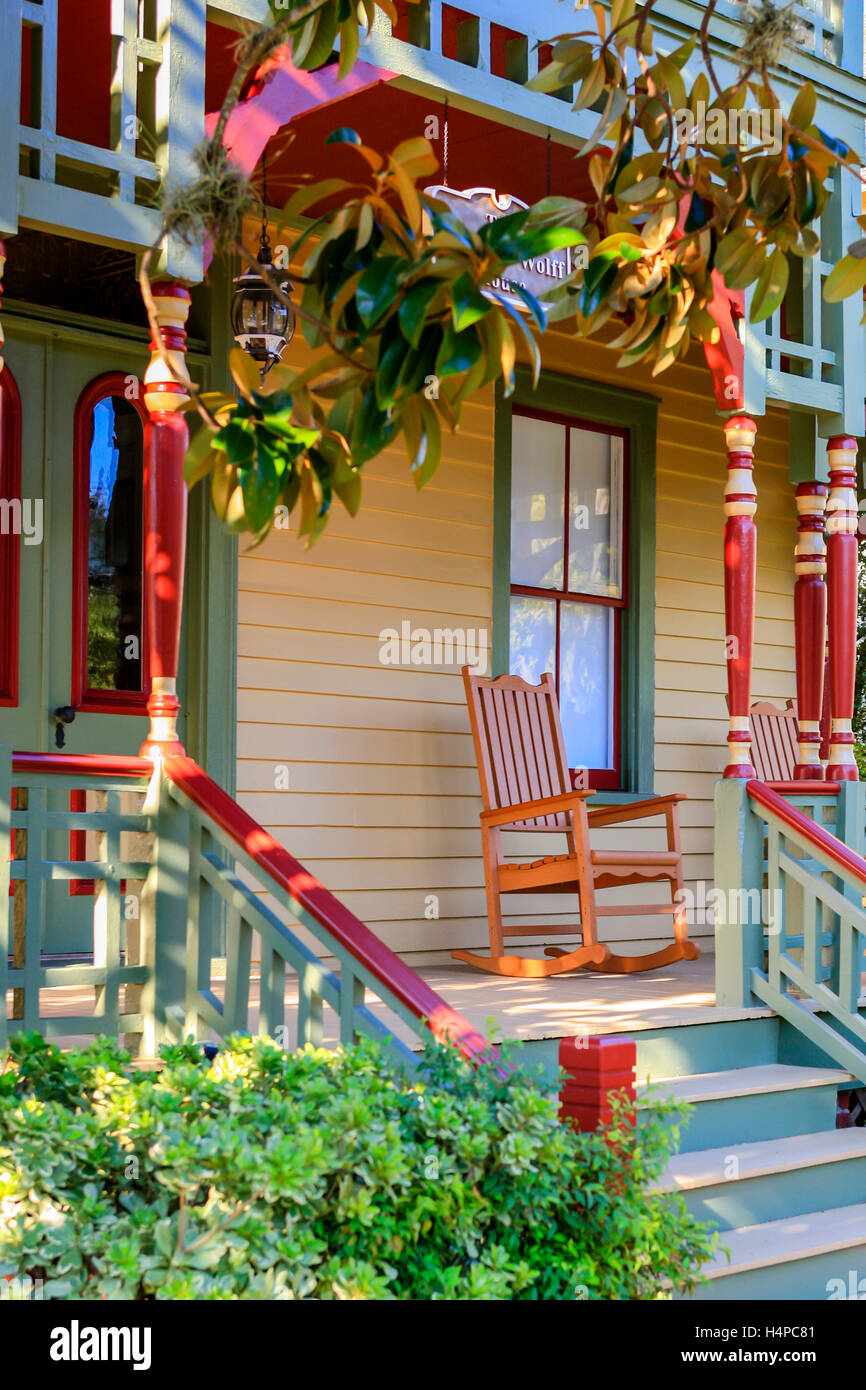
230,227 -> 295,383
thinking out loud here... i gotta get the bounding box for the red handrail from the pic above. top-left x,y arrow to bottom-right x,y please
163,755 -> 492,1065
12,752 -> 153,778
747,779 -> 866,888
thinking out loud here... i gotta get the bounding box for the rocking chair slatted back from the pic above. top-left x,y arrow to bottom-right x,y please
465,669 -> 572,830
750,700 -> 799,783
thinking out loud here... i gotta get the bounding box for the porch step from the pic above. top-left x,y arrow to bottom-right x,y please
637,1064 -> 854,1151
657,1128 -> 866,1229
684,1202 -> 866,1301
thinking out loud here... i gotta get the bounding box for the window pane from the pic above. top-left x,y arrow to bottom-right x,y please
559,601 -> 615,771
510,414 -> 565,589
509,594 -> 556,687
568,428 -> 623,599
87,396 -> 143,691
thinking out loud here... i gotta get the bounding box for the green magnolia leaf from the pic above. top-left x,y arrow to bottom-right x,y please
355,256 -> 405,329
398,277 -> 442,346
750,247 -> 789,323
451,273 -> 491,332
184,424 -> 219,488
434,323 -> 483,379
412,401 -> 442,489
789,81 -> 816,131
823,252 -> 866,302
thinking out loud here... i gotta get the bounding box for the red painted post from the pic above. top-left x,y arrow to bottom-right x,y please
558,1035 -> 636,1132
723,416 -> 758,778
0,238 -> 6,373
139,283 -> 192,760
793,482 -> 828,779
825,436 -> 860,781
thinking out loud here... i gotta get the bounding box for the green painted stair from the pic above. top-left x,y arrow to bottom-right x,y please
637,1063 -> 852,1152
638,1060 -> 866,1300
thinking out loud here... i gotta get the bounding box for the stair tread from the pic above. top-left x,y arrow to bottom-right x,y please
636,1063 -> 855,1107
656,1127 -> 866,1193
704,1202 -> 866,1278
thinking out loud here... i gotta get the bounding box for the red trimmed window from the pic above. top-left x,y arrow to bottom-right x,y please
0,366 -> 22,706
509,407 -> 627,790
72,373 -> 148,712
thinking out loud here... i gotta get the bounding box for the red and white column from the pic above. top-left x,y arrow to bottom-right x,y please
723,416 -> 758,778
140,282 -> 192,761
825,436 -> 860,781
793,482 -> 828,779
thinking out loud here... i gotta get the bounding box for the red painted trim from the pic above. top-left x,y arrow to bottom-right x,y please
11,752 -> 152,778
763,780 -> 839,796
0,365 -> 21,706
511,406 -> 627,789
163,754 -> 492,1064
72,373 -> 149,713
702,273 -> 745,411
559,1034 -> 636,1132
69,788 -> 95,897
793,482 -> 827,779
204,57 -> 397,269
825,437 -> 859,780
723,417 -> 757,778
747,779 -> 866,887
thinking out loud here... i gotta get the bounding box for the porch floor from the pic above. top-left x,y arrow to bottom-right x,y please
26,950 -> 775,1054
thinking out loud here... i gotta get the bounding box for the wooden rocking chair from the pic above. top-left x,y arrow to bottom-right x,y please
748,699 -> 798,782
455,668 -> 700,978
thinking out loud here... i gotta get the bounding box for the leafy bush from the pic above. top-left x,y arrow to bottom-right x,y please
0,1031 -> 714,1300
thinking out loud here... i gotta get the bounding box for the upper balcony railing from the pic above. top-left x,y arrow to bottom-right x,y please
0,0 -> 207,278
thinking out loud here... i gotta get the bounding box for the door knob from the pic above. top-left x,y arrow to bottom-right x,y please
53,706 -> 76,749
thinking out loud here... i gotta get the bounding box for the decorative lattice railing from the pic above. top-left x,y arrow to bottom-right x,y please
0,748 -> 489,1067
715,776 -> 866,1081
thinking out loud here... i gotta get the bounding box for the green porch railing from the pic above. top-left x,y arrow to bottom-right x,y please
0,750 -> 153,1048
0,747 -> 489,1066
715,777 -> 866,1081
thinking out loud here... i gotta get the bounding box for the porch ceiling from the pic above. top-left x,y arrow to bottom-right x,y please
243,81 -> 596,216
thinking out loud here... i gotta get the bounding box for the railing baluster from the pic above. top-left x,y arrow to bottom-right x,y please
259,948 -> 285,1043
21,786 -> 45,1031
0,745 -> 11,1049
297,967 -> 324,1049
222,905 -> 252,1034
340,969 -> 365,1049
11,784 -> 27,1023
93,789 -> 123,1035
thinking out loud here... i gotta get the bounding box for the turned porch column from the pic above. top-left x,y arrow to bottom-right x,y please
139,282 -> 191,760
793,482 -> 828,779
723,416 -> 758,778
825,436 -> 860,781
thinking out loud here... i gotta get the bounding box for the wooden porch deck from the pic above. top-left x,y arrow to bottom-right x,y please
25,951 -> 775,1056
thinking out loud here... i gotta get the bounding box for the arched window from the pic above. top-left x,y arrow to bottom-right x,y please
0,365 -> 22,706
72,374 -> 148,711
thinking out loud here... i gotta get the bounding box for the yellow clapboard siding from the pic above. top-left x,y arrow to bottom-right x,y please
237,723 -> 476,767
240,555 -> 489,615
237,325 -> 793,957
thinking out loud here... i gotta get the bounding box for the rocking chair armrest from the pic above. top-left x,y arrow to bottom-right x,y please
480,789 -> 595,829
586,793 -> 686,828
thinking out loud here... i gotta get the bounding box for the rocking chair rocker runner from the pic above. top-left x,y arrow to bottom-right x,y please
456,668 -> 700,978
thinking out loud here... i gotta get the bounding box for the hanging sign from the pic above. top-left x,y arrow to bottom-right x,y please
423,185 -> 577,313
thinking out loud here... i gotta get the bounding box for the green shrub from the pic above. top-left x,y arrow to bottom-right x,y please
0,1031 -> 714,1300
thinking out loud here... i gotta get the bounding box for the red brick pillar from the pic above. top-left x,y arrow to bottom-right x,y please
559,1035 -> 636,1131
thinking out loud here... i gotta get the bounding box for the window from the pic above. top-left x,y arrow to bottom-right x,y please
494,368 -> 657,796
72,374 -> 148,711
509,409 -> 625,789
0,366 -> 22,706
